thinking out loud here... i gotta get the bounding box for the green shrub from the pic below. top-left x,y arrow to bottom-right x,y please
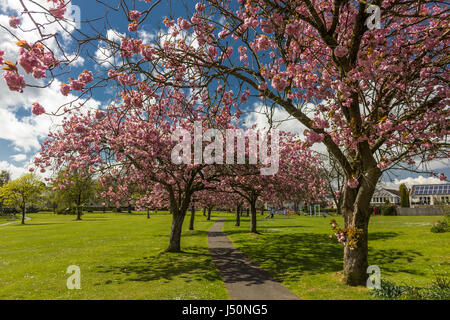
371,275 -> 450,300
380,202 -> 397,216
370,280 -> 407,299
430,220 -> 449,233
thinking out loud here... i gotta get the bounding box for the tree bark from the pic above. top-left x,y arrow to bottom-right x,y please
76,192 -> 82,220
203,207 -> 206,216
235,204 -> 240,226
250,200 -> 257,233
21,207 -> 26,225
167,212 -> 186,252
189,205 -> 195,230
147,209 -> 150,219
342,167 -> 381,286
76,205 -> 82,220
207,207 -> 211,221
246,207 -> 250,217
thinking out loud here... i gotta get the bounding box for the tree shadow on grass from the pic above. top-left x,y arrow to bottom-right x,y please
369,248 -> 425,275
368,231 -> 401,241
227,230 -> 422,281
96,247 -> 221,284
229,233 -> 344,281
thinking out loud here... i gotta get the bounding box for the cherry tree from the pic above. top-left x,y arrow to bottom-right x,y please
139,0 -> 449,285
2,0 -> 447,285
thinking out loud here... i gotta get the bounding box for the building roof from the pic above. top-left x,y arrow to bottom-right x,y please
385,189 -> 401,197
410,184 -> 450,196
372,188 -> 401,198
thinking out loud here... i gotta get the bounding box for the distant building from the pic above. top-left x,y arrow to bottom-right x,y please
410,184 -> 450,207
370,188 -> 401,206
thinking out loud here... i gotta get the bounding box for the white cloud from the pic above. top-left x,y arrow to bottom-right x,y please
0,78 -> 101,152
0,160 -> 28,179
242,102 -> 327,153
10,153 -> 27,162
381,175 -> 445,189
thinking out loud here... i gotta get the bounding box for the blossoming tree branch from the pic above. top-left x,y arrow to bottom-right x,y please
0,0 -> 448,286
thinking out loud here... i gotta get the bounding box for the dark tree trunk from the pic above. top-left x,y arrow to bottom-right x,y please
76,206 -> 82,220
246,208 -> 250,217
128,205 -> 132,214
342,167 -> 381,286
147,209 -> 150,219
261,206 -> 264,215
207,207 -> 211,221
167,212 -> 186,252
76,193 -> 82,220
235,204 -> 240,226
250,200 -> 257,233
203,207 -> 206,216
21,207 -> 26,225
189,205 -> 196,230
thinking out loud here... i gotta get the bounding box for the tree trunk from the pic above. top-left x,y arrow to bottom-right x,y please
246,207 -> 250,217
76,193 -> 82,220
250,200 -> 257,233
203,207 -> 206,216
260,206 -> 264,215
76,205 -> 82,220
235,204 -> 240,226
167,212 -> 186,252
189,205 -> 195,230
207,207 -> 211,221
128,205 -> 132,214
342,168 -> 381,286
21,207 -> 26,225
147,209 -> 150,219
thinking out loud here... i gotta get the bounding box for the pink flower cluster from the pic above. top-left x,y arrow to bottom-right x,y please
61,70 -> 94,95
128,10 -> 141,32
3,71 -> 26,92
9,16 -> 21,28
48,0 -> 67,20
32,102 -> 46,116
347,177 -> 359,189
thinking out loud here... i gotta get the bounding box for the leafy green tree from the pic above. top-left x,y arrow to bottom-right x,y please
52,169 -> 95,220
1,173 -> 45,224
0,170 -> 11,215
399,184 -> 410,208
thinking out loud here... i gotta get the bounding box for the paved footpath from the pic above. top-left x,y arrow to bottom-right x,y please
208,218 -> 300,300
0,216 -> 31,226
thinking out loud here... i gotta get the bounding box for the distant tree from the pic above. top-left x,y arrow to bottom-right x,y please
0,170 -> 11,215
52,169 -> 95,220
399,184 -> 410,208
1,173 -> 45,224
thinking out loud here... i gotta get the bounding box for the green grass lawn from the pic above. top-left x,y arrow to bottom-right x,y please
223,214 -> 450,300
0,212 -> 228,300
1,211 -> 448,300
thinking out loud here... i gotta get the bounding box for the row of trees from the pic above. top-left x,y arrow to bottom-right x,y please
1,0 -> 447,287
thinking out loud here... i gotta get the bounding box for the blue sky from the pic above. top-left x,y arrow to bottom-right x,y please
0,0 -> 448,187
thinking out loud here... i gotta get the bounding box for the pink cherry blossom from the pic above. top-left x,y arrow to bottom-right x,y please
9,16 -> 21,28
3,71 -> 26,92
32,102 -> 45,115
